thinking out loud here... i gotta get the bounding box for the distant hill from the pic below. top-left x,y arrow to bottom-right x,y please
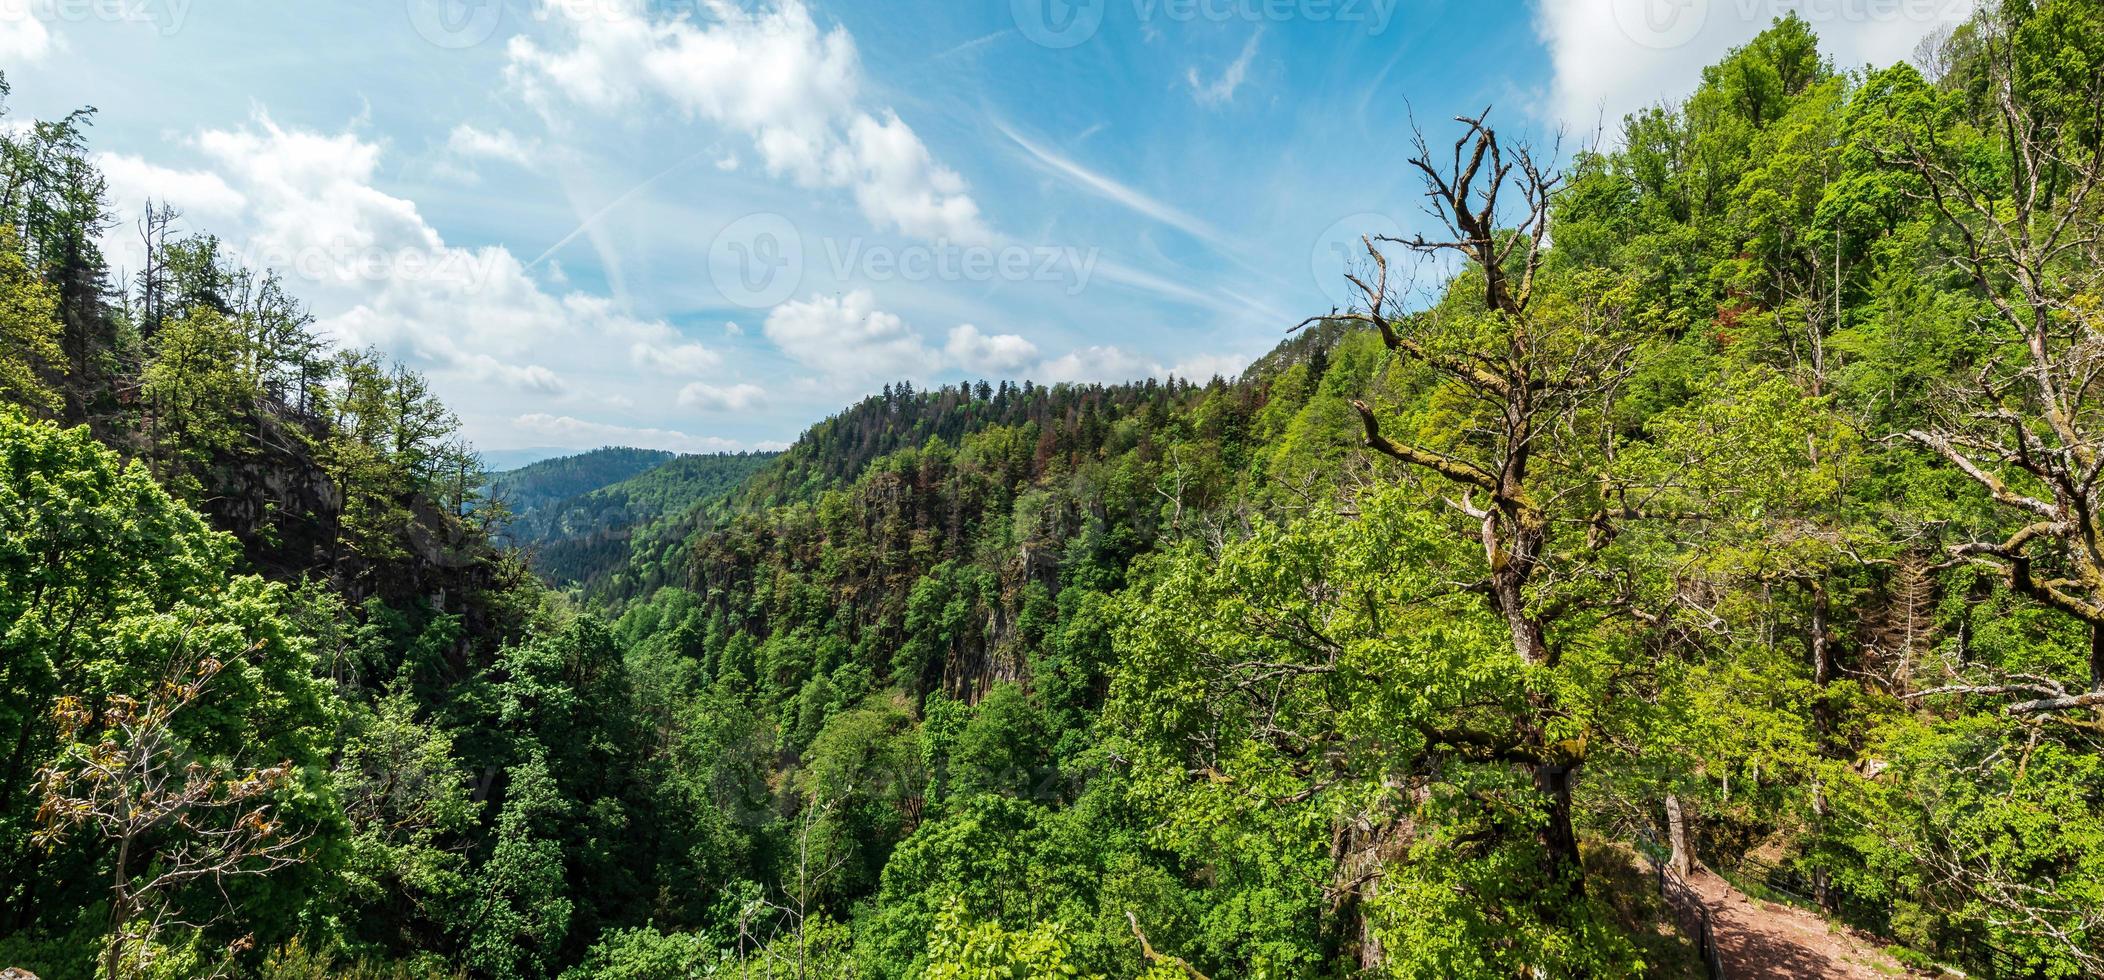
497,449 -> 777,593
477,446 -> 581,471
488,447 -> 677,524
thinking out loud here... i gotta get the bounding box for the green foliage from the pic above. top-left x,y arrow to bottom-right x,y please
0,410 -> 336,967
557,926 -> 718,980
8,9 -> 2104,977
466,756 -> 573,980
0,227 -> 62,413
923,899 -> 1096,980
490,448 -> 777,602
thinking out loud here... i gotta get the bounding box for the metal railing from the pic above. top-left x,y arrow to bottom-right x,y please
1653,859 -> 1727,980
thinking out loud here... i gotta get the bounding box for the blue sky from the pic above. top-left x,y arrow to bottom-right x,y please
0,0 -> 1969,456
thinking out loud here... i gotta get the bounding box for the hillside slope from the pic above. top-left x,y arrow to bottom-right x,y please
489,447 -> 676,524
510,449 -> 777,594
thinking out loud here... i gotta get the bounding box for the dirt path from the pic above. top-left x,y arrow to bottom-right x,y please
1677,868 -> 1909,979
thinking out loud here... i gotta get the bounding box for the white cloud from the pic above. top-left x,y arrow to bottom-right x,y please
93,151 -> 247,225
457,353 -> 567,394
507,0 -> 988,242
999,122 -> 1219,241
1535,0 -> 1975,134
514,413 -> 766,453
447,124 -> 536,166
0,9 -> 52,64
1091,258 -> 1280,321
1036,344 -> 1157,385
1187,30 -> 1262,107
763,289 -> 933,380
1164,351 -> 1249,381
1027,345 -> 1250,385
631,339 -> 724,376
945,324 -> 1038,375
842,111 -> 986,244
91,116 -> 724,429
677,381 -> 768,412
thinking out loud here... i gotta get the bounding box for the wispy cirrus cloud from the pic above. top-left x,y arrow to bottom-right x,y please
997,121 -> 1220,242
1187,29 -> 1262,106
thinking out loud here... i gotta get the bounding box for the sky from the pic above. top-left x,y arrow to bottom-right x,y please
0,0 -> 1972,458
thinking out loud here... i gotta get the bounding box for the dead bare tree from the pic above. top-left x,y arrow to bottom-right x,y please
1298,110 -> 1644,899
1872,15 -> 2104,716
33,646 -> 310,979
732,797 -> 852,979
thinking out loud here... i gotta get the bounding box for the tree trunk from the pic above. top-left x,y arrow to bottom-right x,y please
1665,793 -> 1692,878
104,835 -> 131,980
1534,760 -> 1585,898
1811,784 -> 1834,913
1810,578 -> 1834,687
1328,813 -> 1397,971
2089,621 -> 2104,693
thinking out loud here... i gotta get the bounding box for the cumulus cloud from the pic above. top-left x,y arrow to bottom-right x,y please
447,124 -> 537,166
94,151 -> 247,225
1164,352 -> 1250,382
0,9 -> 52,64
91,116 -> 717,422
945,324 -> 1038,375
1032,345 -> 1250,385
456,353 -> 566,394
631,339 -> 724,376
1535,0 -> 1975,134
763,289 -> 934,380
1035,344 -> 1157,385
507,0 -> 988,242
677,381 -> 768,412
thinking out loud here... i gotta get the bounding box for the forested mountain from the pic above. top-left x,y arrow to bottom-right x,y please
3,4 -> 2104,979
499,450 -> 778,597
489,447 -> 677,527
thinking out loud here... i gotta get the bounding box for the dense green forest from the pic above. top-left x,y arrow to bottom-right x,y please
3,3 -> 2104,977
490,448 -> 678,529
491,448 -> 777,596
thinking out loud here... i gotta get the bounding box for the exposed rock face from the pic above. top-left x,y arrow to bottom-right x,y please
3,967 -> 42,980
195,413 -> 344,580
